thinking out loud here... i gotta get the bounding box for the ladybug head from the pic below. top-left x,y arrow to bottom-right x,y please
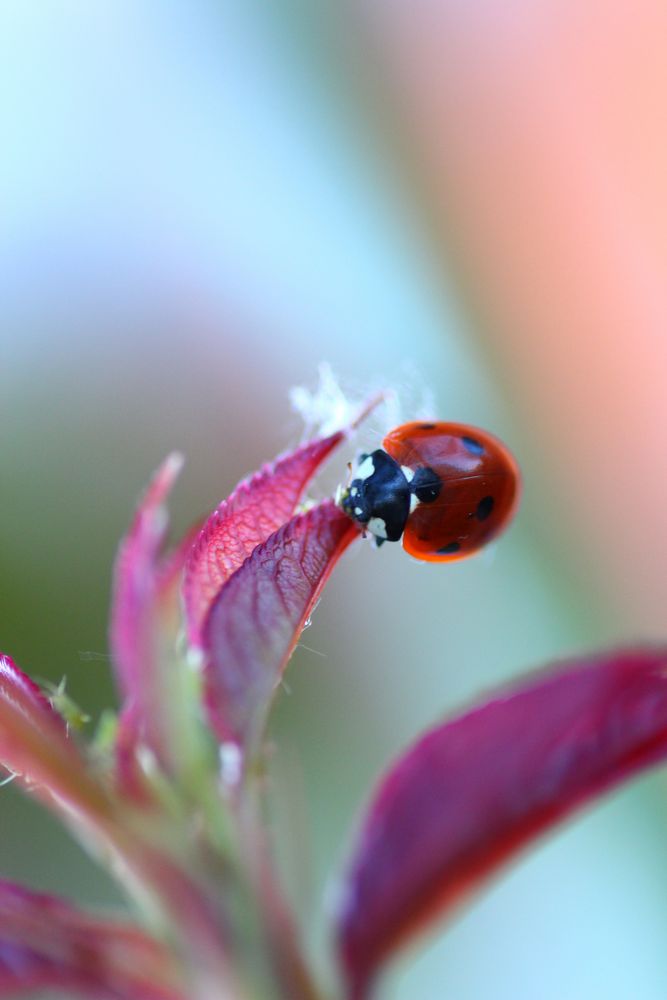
338,449 -> 410,543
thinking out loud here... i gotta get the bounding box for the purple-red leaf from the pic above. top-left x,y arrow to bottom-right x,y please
203,500 -> 359,754
0,653 -> 110,825
184,431 -> 348,649
110,453 -> 185,773
336,648 -> 667,999
0,879 -> 184,999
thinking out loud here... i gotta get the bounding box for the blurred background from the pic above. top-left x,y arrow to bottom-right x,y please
3,2 -> 667,997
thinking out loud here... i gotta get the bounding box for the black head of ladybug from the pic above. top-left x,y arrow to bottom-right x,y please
339,449 -> 410,543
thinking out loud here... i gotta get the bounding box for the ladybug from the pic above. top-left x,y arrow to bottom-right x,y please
338,421 -> 520,562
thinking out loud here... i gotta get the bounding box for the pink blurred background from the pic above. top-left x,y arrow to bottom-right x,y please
357,0 -> 667,633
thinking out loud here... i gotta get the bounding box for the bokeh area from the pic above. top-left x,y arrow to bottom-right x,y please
3,3 -> 667,998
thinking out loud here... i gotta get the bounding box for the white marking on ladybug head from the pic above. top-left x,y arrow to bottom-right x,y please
409,492 -> 419,513
354,507 -> 363,517
355,454 -> 376,483
367,516 -> 388,540
401,465 -> 415,483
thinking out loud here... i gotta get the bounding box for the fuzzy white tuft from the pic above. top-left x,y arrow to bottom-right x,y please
289,363 -> 357,438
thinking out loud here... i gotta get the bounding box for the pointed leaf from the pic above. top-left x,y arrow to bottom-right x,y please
0,653 -> 110,824
336,648 -> 667,999
184,431 -> 347,649
0,879 -> 184,999
203,500 -> 359,755
110,454 -> 186,772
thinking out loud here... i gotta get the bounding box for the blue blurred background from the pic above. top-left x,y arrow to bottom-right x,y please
3,3 -> 667,998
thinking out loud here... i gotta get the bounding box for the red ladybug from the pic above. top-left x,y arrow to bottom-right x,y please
339,421 -> 520,562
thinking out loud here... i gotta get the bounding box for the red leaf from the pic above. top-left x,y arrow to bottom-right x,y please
109,454 -> 186,773
202,500 -> 359,755
0,879 -> 184,999
183,431 -> 347,649
0,654 -> 110,825
336,648 -> 667,999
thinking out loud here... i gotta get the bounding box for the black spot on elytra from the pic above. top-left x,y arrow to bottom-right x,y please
476,495 -> 494,521
438,541 -> 461,555
462,435 -> 484,456
418,422 -> 436,430
411,466 -> 442,504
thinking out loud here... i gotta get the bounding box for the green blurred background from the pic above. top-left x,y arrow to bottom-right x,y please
3,2 -> 667,998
